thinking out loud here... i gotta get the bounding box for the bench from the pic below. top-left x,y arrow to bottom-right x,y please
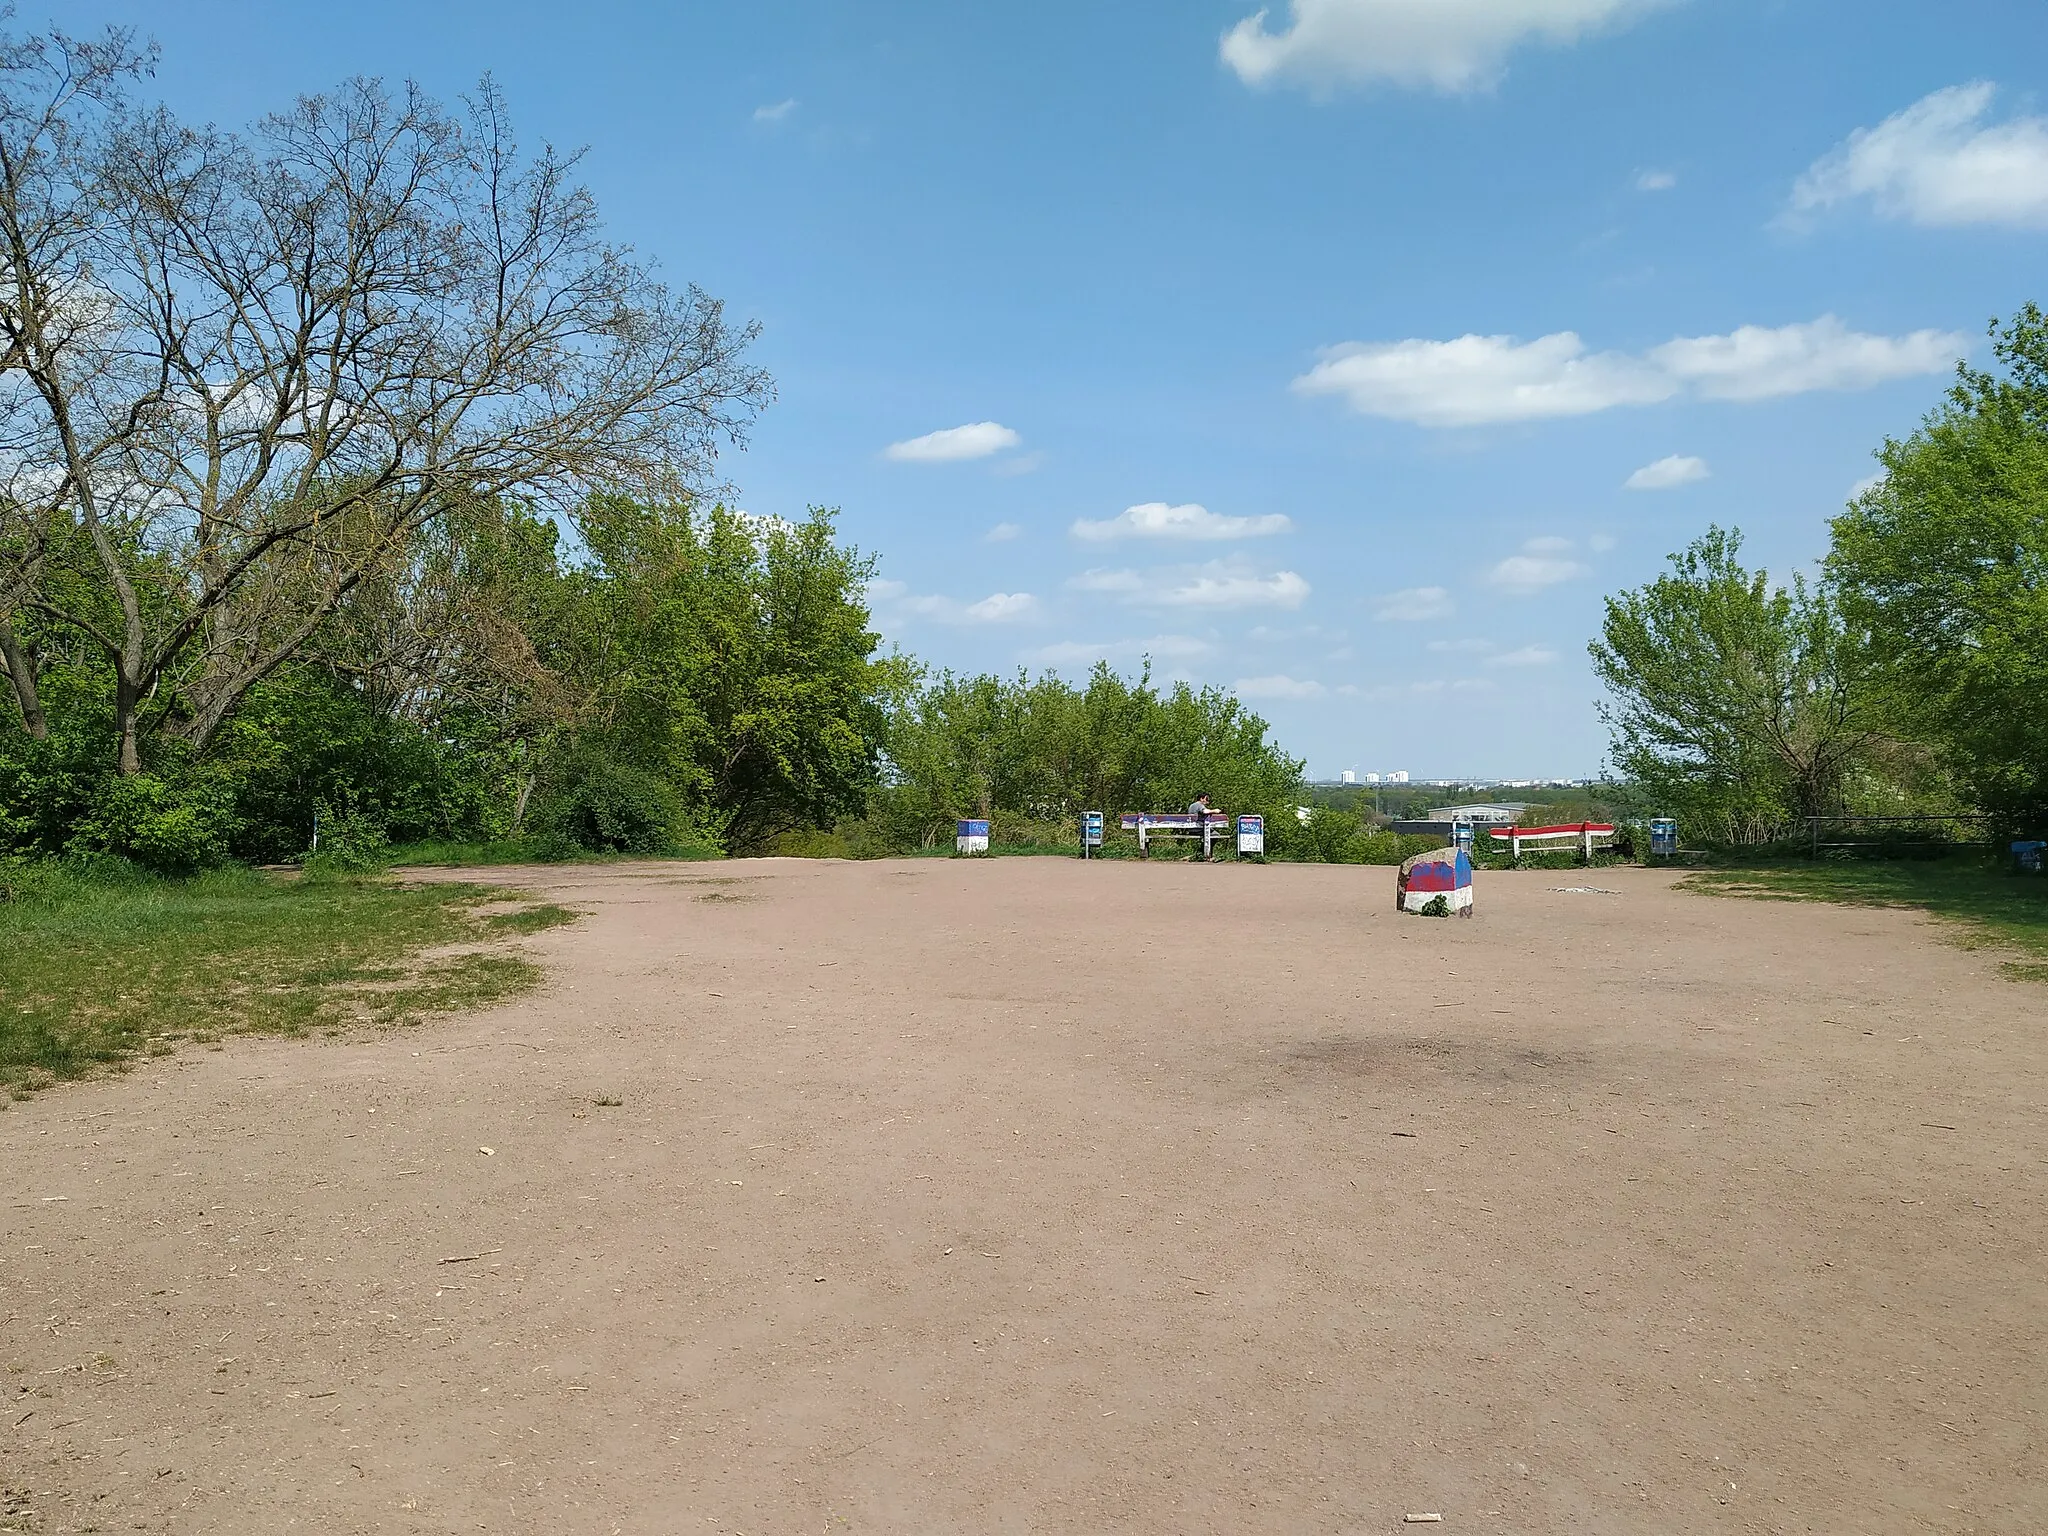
1119,812 -> 1235,859
1487,821 -> 1616,860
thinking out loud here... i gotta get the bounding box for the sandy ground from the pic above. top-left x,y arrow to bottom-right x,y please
2,858 -> 2044,1535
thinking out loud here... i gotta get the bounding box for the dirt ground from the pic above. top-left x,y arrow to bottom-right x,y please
3,858 -> 2043,1535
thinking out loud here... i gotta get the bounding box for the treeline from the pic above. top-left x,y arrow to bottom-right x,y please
0,27 -> 1328,875
2,497 -> 893,867
1593,306 -> 2048,845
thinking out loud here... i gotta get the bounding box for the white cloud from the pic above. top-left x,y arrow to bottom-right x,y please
993,451 -> 1045,478
1849,472 -> 1885,500
1294,331 -> 1673,426
1486,644 -> 1558,667
1295,316 -> 1964,427
1233,674 -> 1327,700
870,582 -> 1039,625
1220,0 -> 1663,94
1485,538 -> 1588,594
1635,168 -> 1677,192
985,522 -> 1023,543
884,422 -> 1022,463
1427,637 -> 1495,654
1791,83 -> 2048,229
1649,317 -> 1963,401
1374,585 -> 1454,621
1026,635 -> 1213,666
1070,501 -> 1293,542
1588,533 -> 1618,552
960,592 -> 1040,623
753,98 -> 798,124
1068,557 -> 1310,612
1624,453 -> 1710,490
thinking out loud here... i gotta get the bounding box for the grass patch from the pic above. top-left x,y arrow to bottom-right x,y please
482,902 -> 582,935
1684,858 -> 2048,979
0,863 -> 580,1100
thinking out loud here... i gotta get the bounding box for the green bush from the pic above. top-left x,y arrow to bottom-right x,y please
541,759 -> 685,854
66,772 -> 238,874
302,801 -> 391,873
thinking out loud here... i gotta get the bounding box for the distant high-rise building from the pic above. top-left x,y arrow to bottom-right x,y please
1340,770 -> 1356,784
1387,770 -> 1410,784
1363,773 -> 1382,785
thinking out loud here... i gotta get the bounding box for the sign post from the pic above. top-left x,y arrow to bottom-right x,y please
1650,817 -> 1678,860
1236,814 -> 1265,859
1081,810 -> 1104,859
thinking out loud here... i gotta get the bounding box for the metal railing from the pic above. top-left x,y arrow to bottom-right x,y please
1801,814 -> 1997,857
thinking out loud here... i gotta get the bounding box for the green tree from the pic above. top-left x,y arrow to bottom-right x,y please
555,501 -> 896,855
1829,305 -> 2048,831
868,660 -> 1304,851
1589,527 -> 1886,843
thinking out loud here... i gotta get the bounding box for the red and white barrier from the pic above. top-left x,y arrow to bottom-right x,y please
1488,822 -> 1615,860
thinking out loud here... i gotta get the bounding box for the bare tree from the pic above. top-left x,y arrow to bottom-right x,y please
0,21 -> 151,739
0,22 -> 769,771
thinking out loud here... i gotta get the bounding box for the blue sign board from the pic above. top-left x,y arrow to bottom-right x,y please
2014,840 -> 2046,874
1081,811 -> 1104,847
1650,817 -> 1678,857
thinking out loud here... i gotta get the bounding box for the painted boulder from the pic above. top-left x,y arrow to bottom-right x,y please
1397,845 -> 1474,917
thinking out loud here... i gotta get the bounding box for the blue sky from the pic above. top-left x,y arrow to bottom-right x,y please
70,0 -> 2048,778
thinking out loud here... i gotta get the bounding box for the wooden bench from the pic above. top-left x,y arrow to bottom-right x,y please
1487,821 -> 1616,860
1119,812 -> 1234,859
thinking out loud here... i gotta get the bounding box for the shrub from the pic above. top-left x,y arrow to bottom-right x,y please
303,801 -> 391,873
66,772 -> 238,874
541,759 -> 685,854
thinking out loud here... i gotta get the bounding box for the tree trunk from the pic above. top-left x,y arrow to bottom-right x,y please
114,671 -> 142,775
0,615 -> 47,739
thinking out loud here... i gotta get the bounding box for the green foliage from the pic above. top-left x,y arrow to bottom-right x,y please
1294,806 -> 1363,862
559,501 -> 894,854
1829,304 -> 2048,833
66,771 -> 239,874
304,801 -> 391,874
541,757 -> 686,855
1590,527 -> 1887,844
0,498 -> 892,866
858,660 -> 1306,855
1417,894 -> 1451,917
1282,806 -> 1444,866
